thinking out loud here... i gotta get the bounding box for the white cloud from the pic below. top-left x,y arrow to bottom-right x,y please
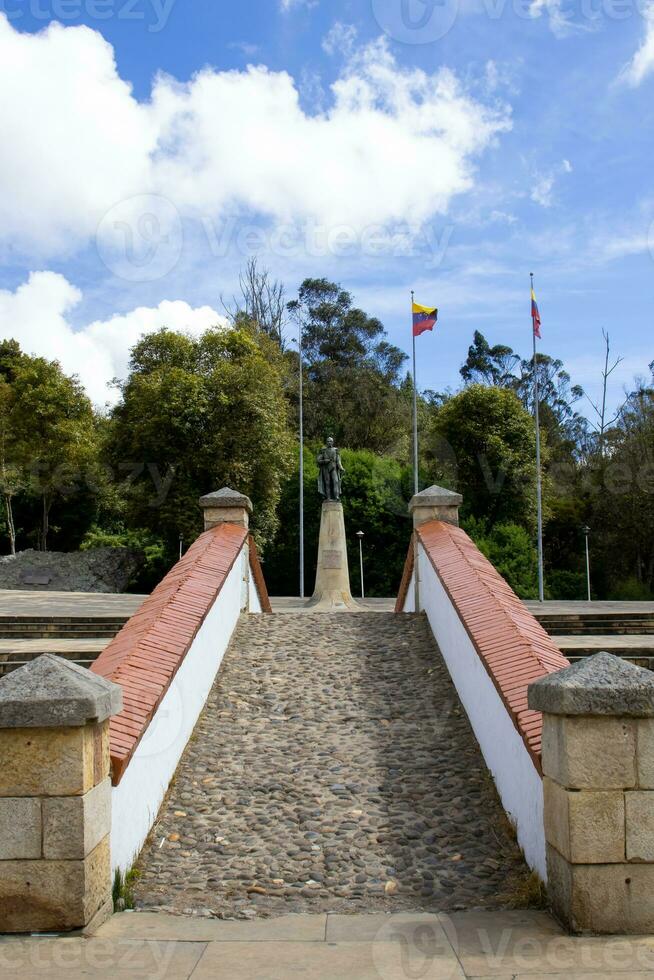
322,22 -> 358,57
618,4 -> 654,87
528,0 -> 596,38
530,159 -> 573,207
0,17 -> 511,257
0,272 -> 225,405
280,0 -> 317,11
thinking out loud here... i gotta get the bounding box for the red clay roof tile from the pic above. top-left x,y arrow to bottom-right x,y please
413,520 -> 569,773
92,523 -> 248,785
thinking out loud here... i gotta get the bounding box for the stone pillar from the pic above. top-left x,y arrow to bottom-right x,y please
0,654 -> 122,933
408,484 -> 462,529
199,487 -> 253,531
309,501 -> 359,611
408,485 -> 462,611
199,486 -> 253,611
528,652 -> 654,935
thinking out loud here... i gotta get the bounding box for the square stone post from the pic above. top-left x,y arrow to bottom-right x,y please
529,652 -> 654,934
408,485 -> 462,611
0,654 -> 122,933
199,487 -> 254,611
199,487 -> 253,531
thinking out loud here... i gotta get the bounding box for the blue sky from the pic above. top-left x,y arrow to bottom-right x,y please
0,0 -> 653,416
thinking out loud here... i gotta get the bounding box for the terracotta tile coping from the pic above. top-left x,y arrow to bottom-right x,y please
92,524 -> 271,784
396,521 -> 569,772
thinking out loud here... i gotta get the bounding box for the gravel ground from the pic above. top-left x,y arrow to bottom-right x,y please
134,612 -> 531,918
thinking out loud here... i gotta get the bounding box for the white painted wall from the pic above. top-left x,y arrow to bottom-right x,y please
111,548 -> 249,873
403,570 -> 416,612
404,542 -> 546,879
248,553 -> 263,614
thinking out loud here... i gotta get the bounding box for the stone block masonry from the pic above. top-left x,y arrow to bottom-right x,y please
0,654 -> 122,933
529,652 -> 654,934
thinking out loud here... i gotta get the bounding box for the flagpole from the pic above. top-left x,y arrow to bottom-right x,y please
531,272 -> 545,603
411,290 -> 419,495
298,315 -> 305,599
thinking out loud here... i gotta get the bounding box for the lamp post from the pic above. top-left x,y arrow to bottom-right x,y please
582,525 -> 591,602
356,531 -> 365,600
179,533 -> 184,560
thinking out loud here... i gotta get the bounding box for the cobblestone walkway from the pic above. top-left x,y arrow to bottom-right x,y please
134,613 -> 530,918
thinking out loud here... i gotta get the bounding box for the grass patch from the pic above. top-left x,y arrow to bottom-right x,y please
112,867 -> 141,911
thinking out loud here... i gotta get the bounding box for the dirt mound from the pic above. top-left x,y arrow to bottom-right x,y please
0,547 -> 141,593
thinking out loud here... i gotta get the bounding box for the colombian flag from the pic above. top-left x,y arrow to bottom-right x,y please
412,302 -> 438,337
531,288 -> 542,340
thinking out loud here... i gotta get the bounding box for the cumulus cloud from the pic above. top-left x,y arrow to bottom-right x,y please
0,17 -> 511,257
0,272 -> 225,405
618,5 -> 654,87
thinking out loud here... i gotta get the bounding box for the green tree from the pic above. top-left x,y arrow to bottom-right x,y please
426,384 -> 540,528
107,327 -> 294,558
464,517 -> 539,598
264,447 -> 413,597
0,341 -> 98,551
287,279 -> 409,454
588,377 -> 654,596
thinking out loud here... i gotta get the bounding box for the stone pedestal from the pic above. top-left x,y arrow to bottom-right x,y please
0,654 -> 122,933
529,653 -> 654,935
309,501 -> 360,612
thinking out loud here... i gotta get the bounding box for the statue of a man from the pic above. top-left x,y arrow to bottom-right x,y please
317,437 -> 344,501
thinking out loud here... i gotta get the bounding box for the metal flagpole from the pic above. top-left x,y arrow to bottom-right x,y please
411,290 -> 419,495
298,316 -> 305,599
531,272 -> 545,603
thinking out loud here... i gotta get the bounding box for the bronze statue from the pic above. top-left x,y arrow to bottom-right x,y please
317,437 -> 344,501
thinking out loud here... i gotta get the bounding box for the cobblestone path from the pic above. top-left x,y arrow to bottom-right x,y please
134,613 -> 530,918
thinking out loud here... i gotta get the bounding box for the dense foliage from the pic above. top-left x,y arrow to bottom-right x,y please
1,274 -> 652,601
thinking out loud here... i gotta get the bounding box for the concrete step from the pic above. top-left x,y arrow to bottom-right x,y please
0,624 -> 125,639
542,623 -> 654,636
555,634 -> 654,662
0,637 -> 109,675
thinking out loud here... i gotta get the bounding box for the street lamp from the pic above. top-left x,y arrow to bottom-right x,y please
581,525 -> 591,602
356,531 -> 365,600
179,533 -> 184,560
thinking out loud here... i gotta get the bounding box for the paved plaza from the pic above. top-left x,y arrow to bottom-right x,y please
3,909 -> 654,978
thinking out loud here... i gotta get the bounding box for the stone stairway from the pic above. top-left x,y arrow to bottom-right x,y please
526,601 -> 654,667
0,590 -> 145,675
134,612 -> 529,918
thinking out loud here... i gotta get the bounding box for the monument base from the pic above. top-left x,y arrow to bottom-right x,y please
308,501 -> 361,612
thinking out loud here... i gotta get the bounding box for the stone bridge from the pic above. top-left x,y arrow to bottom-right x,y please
1,485 -> 654,940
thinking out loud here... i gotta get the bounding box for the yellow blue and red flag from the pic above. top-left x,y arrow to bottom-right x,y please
531,288 -> 542,340
412,302 -> 438,337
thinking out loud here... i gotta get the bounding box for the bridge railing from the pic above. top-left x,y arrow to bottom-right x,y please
91,488 -> 270,877
396,486 -> 569,879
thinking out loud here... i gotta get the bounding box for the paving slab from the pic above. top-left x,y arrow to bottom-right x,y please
447,910 -> 654,975
191,939 -> 466,979
326,911 -> 447,944
96,911 -> 327,942
0,590 -> 147,619
0,937 -> 204,979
